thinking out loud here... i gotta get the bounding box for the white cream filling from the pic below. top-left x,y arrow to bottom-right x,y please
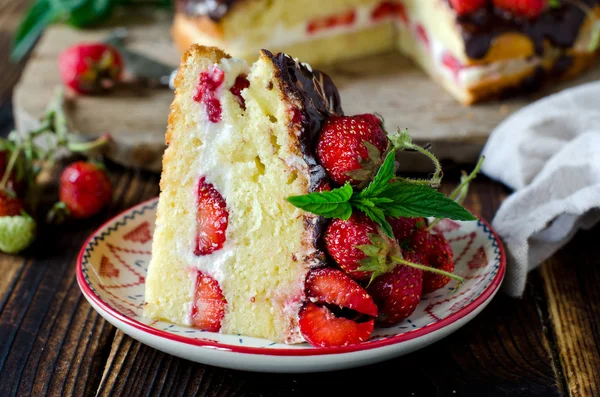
219,3 -> 397,54
180,57 -> 249,324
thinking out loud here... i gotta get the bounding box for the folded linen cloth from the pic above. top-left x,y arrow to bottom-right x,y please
480,81 -> 600,297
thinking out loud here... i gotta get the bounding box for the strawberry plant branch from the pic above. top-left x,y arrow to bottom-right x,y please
0,87 -> 110,201
427,156 -> 484,232
449,155 -> 485,203
0,148 -> 21,191
389,255 -> 464,286
356,233 -> 464,287
388,129 -> 443,188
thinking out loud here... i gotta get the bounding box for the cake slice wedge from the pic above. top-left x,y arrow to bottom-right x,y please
145,45 -> 347,343
145,45 -> 477,346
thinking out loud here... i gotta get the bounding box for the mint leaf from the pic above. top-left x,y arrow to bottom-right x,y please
286,182 -> 353,219
380,182 -> 478,220
358,149 -> 396,198
353,201 -> 393,237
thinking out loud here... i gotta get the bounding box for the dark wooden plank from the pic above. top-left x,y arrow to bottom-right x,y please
0,163 -> 160,396
539,226 -> 600,397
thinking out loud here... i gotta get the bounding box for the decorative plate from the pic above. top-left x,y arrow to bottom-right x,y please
77,198 -> 505,373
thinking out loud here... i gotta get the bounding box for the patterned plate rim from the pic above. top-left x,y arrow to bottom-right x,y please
76,197 -> 506,357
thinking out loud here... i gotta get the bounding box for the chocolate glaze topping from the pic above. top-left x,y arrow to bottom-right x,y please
262,50 -> 343,193
262,50 -> 342,248
456,0 -> 598,59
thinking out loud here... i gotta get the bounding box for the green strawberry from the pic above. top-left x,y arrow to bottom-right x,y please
0,213 -> 36,254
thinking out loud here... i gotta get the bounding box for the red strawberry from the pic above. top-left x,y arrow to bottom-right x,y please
367,251 -> 424,326
229,75 -> 250,109
316,114 -> 389,186
493,0 -> 546,18
305,268 -> 377,317
371,2 -> 398,21
409,229 -> 455,293
299,267 -> 377,347
0,191 -> 22,217
59,161 -> 112,218
389,217 -> 425,243
191,271 -> 226,332
58,43 -> 123,95
195,177 -> 229,256
449,0 -> 487,15
299,303 -> 374,348
324,213 -> 379,281
194,67 -> 225,123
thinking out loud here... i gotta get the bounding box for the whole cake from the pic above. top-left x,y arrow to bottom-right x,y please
173,0 -> 600,104
145,45 -> 479,347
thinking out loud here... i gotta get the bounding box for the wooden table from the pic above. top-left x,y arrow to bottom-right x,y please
1,4 -> 599,396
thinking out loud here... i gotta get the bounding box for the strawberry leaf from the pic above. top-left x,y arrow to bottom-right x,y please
286,182 -> 353,219
379,182 -> 478,220
358,149 -> 396,198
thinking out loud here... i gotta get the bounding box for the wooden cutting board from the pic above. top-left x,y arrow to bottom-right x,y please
13,9 -> 600,173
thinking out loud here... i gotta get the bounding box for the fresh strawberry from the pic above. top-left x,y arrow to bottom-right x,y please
324,213 -> 380,281
316,114 -> 389,186
449,0 -> 487,15
191,271 -> 227,332
195,177 -> 229,256
299,303 -> 375,348
409,229 -> 455,293
0,191 -> 22,217
0,213 -> 36,254
493,0 -> 546,18
367,251 -> 424,326
389,217 -> 425,243
229,75 -> 250,109
305,268 -> 377,316
59,161 -> 112,218
58,43 -> 124,95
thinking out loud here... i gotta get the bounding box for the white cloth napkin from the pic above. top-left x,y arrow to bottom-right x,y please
480,81 -> 600,297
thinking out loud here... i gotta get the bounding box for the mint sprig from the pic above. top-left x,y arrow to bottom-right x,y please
287,150 -> 478,237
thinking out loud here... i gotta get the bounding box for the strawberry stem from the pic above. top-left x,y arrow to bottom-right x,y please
67,134 -> 111,153
427,156 -> 484,232
389,128 -> 442,188
0,147 -> 21,191
449,155 -> 484,203
390,254 -> 464,286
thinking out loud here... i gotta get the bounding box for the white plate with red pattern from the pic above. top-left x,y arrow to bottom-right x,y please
77,197 -> 505,373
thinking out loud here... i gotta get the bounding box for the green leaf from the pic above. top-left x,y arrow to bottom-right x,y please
286,183 -> 353,219
380,182 -> 478,221
67,0 -> 114,28
11,0 -> 62,62
353,201 -> 393,237
358,149 -> 396,199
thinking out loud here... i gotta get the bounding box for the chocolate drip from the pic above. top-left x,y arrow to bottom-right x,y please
262,50 -> 343,192
177,0 -> 238,21
262,50 -> 343,247
458,0 -> 598,59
